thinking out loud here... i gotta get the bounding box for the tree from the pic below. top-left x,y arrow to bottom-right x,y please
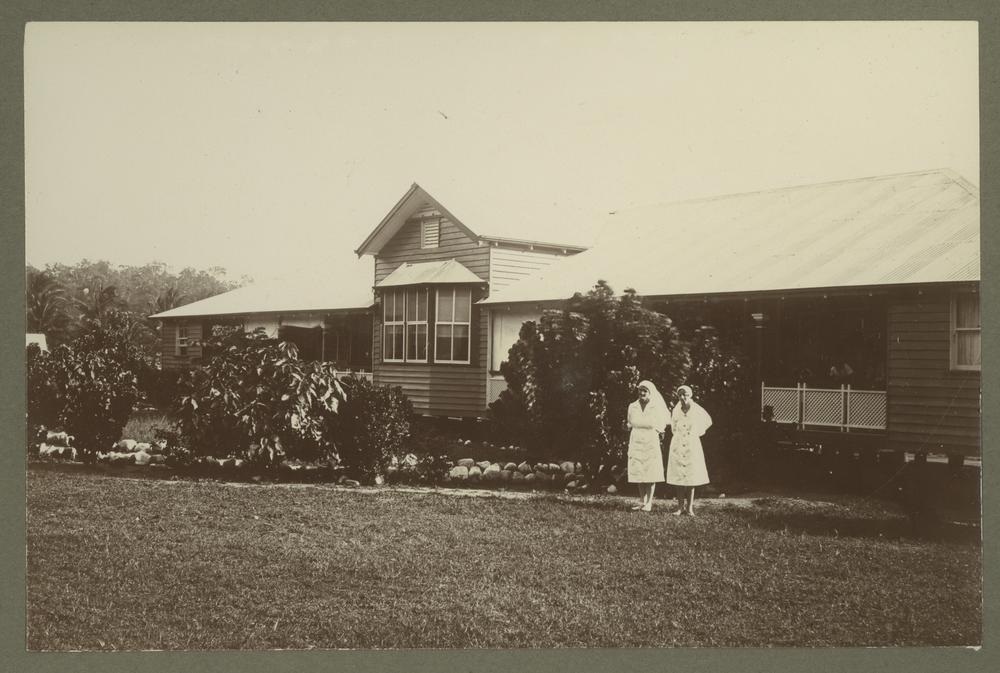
149,286 -> 187,315
25,267 -> 70,346
74,281 -> 123,328
33,259 -> 244,360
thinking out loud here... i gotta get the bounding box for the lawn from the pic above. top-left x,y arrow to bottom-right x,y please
26,466 -> 981,649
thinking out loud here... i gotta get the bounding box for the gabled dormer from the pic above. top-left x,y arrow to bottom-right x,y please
355,182 -> 587,417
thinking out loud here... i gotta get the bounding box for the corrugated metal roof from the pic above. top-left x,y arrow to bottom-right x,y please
376,259 -> 484,288
481,169 -> 979,305
150,256 -> 375,319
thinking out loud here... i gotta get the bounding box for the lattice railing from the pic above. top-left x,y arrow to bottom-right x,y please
486,375 -> 508,406
761,387 -> 800,424
847,390 -> 887,430
761,383 -> 886,431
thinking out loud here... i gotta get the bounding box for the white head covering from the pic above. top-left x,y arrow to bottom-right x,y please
637,380 -> 670,433
671,384 -> 713,437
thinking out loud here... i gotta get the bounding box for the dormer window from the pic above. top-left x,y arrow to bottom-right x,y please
421,218 -> 440,249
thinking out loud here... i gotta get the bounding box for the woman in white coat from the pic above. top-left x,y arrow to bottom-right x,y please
626,380 -> 669,512
666,385 -> 712,515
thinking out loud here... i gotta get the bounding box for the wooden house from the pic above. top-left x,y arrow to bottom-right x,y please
480,169 -> 981,458
153,169 -> 980,458
151,182 -> 588,419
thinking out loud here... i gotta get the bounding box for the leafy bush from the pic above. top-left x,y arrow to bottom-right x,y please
327,375 -> 414,482
175,329 -> 347,465
491,282 -> 690,473
26,338 -> 141,460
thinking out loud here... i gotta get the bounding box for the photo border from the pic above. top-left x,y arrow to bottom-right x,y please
2,2 -> 995,671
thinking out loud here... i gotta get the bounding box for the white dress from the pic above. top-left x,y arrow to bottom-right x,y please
666,402 -> 712,487
627,401 -> 665,483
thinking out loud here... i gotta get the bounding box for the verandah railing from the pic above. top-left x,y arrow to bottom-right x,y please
761,383 -> 887,431
486,375 -> 508,406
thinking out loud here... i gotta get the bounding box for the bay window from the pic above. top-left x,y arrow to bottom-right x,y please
436,287 -> 471,363
382,285 -> 473,364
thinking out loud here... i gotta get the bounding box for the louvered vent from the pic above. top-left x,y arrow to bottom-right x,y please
421,218 -> 440,248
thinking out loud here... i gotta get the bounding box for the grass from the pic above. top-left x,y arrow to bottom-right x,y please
120,410 -> 175,444
26,466 -> 981,650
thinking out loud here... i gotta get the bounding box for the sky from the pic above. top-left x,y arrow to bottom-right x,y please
24,21 -> 979,284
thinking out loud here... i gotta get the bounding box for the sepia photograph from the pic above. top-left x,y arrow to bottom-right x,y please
21,20 -> 982,652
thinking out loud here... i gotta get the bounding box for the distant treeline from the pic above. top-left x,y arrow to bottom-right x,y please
26,260 -> 246,352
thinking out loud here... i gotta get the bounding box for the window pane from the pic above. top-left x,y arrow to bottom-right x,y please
405,324 -> 427,361
455,289 -> 471,322
386,325 -> 404,360
438,289 -> 453,322
417,289 -> 428,321
406,324 -> 416,360
957,295 -> 980,328
453,324 -> 469,362
393,326 -> 404,360
957,332 -> 981,366
393,291 -> 405,322
416,324 -> 427,361
406,290 -> 415,322
436,324 -> 452,361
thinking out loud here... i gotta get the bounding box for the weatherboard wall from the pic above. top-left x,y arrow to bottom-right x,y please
488,245 -> 570,291
886,286 -> 981,456
159,320 -> 204,370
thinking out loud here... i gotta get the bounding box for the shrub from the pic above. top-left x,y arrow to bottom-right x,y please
491,282 -> 689,474
138,367 -> 186,410
26,341 -> 140,460
327,375 -> 413,482
175,329 -> 347,465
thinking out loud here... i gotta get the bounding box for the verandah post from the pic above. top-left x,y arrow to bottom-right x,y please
844,384 -> 851,433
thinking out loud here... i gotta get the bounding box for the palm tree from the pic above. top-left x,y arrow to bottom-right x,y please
26,268 -> 69,344
75,281 -> 122,328
149,286 -> 187,316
